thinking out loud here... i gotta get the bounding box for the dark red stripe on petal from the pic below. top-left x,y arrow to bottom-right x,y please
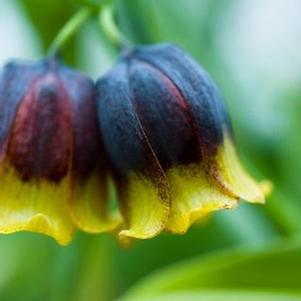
7,73 -> 72,182
59,66 -> 103,181
129,59 -> 200,169
132,44 -> 230,160
0,60 -> 46,162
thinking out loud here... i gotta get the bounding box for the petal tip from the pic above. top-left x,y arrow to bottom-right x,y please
0,213 -> 74,246
71,211 -> 122,234
118,224 -> 163,239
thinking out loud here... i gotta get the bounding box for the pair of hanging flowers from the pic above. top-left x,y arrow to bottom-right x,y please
0,4 -> 270,245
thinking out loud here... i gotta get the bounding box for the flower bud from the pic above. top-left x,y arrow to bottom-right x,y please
97,43 -> 269,239
0,56 -> 119,245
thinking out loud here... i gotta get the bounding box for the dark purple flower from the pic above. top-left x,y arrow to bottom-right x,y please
97,43 -> 269,239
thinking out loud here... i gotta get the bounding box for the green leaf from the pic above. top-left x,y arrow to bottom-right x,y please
121,238 -> 301,300
126,290 -> 301,301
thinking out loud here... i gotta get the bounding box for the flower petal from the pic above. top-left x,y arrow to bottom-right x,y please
0,162 -> 75,245
213,130 -> 267,203
118,173 -> 170,239
165,164 -> 238,234
134,43 -> 228,159
97,60 -> 170,239
69,172 -> 121,233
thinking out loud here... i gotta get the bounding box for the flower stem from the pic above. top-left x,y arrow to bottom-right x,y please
48,7 -> 94,56
99,4 -> 131,50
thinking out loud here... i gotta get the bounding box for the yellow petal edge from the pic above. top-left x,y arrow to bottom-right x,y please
214,130 -> 270,204
0,162 -> 74,246
0,130 -> 270,244
118,173 -> 170,240
116,130 -> 270,238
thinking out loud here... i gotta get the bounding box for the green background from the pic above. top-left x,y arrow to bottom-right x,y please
0,0 -> 300,300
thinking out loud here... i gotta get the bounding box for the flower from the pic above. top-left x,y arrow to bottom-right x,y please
0,56 -> 120,245
96,43 -> 269,239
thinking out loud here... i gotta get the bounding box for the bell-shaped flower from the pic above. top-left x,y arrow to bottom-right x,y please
0,56 -> 120,245
97,43 -> 269,239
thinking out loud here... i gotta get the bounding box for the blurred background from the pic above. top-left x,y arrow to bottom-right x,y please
0,0 -> 301,300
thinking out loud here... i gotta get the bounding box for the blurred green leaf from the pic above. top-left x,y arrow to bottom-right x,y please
121,238 -> 301,300
125,290 -> 301,301
20,0 -> 78,63
20,0 -> 75,48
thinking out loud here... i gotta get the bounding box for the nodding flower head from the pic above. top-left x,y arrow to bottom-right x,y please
96,43 -> 269,239
0,56 -> 120,245
0,43 -> 270,245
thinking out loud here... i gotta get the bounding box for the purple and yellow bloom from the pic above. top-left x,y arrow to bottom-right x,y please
0,56 -> 120,245
97,43 -> 269,239
0,44 -> 269,244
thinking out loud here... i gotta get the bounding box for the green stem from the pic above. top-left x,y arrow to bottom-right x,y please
48,7 -> 94,56
99,4 -> 131,50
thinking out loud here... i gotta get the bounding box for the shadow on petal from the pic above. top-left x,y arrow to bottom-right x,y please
69,173 -> 121,234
